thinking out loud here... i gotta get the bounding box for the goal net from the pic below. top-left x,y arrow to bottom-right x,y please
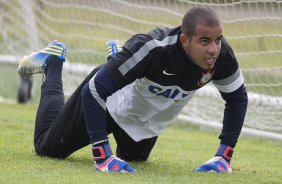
0,0 -> 281,137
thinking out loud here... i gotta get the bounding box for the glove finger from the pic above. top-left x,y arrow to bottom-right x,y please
213,160 -> 232,173
123,163 -> 137,173
194,162 -> 231,173
109,161 -> 127,172
193,164 -> 210,172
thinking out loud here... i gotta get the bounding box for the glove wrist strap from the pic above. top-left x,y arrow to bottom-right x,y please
91,140 -> 113,161
215,144 -> 234,161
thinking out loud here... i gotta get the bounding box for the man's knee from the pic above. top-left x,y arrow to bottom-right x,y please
34,143 -> 68,159
116,147 -> 150,162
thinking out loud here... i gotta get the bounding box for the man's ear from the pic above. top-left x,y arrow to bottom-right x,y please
180,33 -> 189,48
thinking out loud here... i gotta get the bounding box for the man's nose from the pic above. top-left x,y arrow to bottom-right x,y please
208,42 -> 219,55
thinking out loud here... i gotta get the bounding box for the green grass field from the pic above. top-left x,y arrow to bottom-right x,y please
0,2 -> 282,183
0,103 -> 281,184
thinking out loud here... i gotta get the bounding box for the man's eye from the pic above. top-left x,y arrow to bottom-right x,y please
200,40 -> 208,45
215,38 -> 222,44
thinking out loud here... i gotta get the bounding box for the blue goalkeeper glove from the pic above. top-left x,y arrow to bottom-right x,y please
194,144 -> 233,173
92,140 -> 136,173
95,155 -> 136,173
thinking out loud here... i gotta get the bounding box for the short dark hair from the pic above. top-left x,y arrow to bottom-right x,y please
181,6 -> 221,36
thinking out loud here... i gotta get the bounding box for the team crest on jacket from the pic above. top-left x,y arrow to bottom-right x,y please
197,70 -> 214,87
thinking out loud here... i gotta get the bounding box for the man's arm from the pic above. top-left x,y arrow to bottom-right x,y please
81,67 -> 116,143
219,84 -> 248,148
194,41 -> 248,172
81,34 -> 159,172
194,83 -> 247,173
81,65 -> 138,173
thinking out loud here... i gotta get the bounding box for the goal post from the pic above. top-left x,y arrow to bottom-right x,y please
0,0 -> 281,137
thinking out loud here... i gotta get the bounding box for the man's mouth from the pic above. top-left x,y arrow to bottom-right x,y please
207,57 -> 216,65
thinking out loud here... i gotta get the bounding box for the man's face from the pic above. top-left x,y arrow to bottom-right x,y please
181,24 -> 223,70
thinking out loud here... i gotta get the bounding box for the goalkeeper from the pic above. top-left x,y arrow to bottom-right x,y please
18,6 -> 248,173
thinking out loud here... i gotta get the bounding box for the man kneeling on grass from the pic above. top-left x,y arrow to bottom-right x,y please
17,6 -> 248,173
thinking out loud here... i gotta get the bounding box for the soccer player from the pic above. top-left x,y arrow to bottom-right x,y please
18,6 -> 248,173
